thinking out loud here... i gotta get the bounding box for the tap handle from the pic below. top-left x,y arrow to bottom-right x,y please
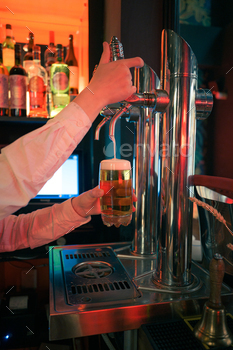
93,36 -> 124,75
209,253 -> 225,307
109,36 -> 124,61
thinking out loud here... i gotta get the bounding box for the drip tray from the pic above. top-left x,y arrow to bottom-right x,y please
53,246 -> 141,310
49,243 -> 233,341
139,315 -> 233,350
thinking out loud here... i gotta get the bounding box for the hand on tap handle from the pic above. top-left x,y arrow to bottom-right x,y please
89,42 -> 144,104
75,42 -> 144,122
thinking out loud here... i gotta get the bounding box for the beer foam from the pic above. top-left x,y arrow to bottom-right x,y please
100,158 -> 131,170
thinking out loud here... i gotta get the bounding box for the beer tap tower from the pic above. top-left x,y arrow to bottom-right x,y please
154,30 -> 213,289
95,30 -> 213,290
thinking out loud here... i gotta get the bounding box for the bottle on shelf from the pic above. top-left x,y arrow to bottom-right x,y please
65,34 -> 79,97
44,31 -> 56,117
23,32 -> 34,71
2,24 -> 15,72
0,43 -> 9,116
27,45 -> 48,118
50,44 -> 70,118
9,44 -> 27,117
44,31 -> 56,70
23,32 -> 34,115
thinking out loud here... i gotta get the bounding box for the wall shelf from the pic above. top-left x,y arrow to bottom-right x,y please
0,0 -> 89,92
0,116 -> 49,145
0,116 -> 49,124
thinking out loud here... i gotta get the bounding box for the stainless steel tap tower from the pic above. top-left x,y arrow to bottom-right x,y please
96,31 -> 213,290
153,30 -> 212,288
131,64 -> 161,256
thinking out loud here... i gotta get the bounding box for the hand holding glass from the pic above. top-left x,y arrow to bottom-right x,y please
99,159 -> 133,227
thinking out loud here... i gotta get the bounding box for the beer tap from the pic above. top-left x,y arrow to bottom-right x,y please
95,36 -> 170,141
94,116 -> 111,141
107,38 -> 170,139
94,36 -> 132,141
94,36 -> 171,257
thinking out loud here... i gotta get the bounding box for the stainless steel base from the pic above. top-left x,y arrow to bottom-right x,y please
49,242 -> 233,341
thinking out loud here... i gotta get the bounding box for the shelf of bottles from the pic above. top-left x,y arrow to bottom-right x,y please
0,24 -> 80,119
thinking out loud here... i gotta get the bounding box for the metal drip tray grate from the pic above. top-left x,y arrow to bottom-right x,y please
60,247 -> 140,306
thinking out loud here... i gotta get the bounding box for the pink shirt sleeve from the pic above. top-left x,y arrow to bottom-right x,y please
0,102 -> 92,220
0,199 -> 91,252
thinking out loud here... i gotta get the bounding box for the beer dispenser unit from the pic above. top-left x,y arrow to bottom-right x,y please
96,31 -> 213,289
49,31 -> 222,342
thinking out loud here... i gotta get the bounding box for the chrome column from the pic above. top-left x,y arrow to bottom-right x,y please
153,29 -> 199,287
131,64 -> 161,256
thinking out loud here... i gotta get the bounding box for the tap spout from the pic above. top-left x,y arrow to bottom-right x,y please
109,103 -> 132,139
95,116 -> 111,140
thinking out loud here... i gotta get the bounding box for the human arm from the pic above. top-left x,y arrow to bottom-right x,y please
0,103 -> 91,220
0,188 -> 104,252
0,187 -> 137,252
0,43 -> 143,220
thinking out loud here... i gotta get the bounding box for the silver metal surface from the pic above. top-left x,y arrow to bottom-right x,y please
52,246 -> 140,310
195,88 -> 213,120
67,247 -> 140,304
100,105 -> 140,119
96,36 -> 169,257
196,185 -> 233,204
95,116 -> 111,140
108,89 -> 169,140
49,243 -> 233,341
153,29 -> 213,288
131,63 -> 161,256
125,91 -> 169,111
109,103 -> 132,139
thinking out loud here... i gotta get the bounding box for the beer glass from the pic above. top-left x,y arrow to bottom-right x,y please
99,159 -> 133,227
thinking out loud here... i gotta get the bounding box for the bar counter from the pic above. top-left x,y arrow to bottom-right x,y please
49,242 -> 233,347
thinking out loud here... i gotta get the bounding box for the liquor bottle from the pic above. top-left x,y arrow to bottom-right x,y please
0,43 -> 9,116
23,32 -> 34,71
27,45 -> 48,118
65,34 -> 79,95
44,31 -> 56,116
50,44 -> 70,118
44,31 -> 56,70
9,44 -> 27,117
2,24 -> 15,72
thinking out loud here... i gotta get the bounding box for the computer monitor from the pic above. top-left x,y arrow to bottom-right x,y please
32,153 -> 80,204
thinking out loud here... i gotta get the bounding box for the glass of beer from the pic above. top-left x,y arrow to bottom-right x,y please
99,159 -> 133,227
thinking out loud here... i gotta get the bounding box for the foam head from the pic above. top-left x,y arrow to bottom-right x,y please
100,159 -> 131,171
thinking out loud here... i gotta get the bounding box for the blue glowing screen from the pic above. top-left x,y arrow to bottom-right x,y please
35,155 -> 79,200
